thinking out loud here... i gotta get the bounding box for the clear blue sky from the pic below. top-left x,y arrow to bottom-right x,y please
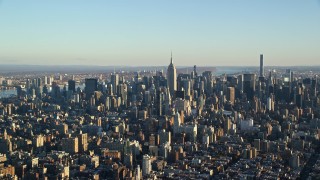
0,0 -> 319,66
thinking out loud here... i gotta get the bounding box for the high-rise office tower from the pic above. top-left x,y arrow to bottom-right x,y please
224,118 -> 231,134
260,54 -> 264,78
286,69 -> 293,83
142,154 -> 151,176
226,86 -> 235,105
85,78 -> 98,97
111,73 -> 119,95
37,77 -> 42,87
191,65 -> 197,78
77,132 -> 88,153
173,112 -> 181,134
242,73 -> 256,100
182,79 -> 191,97
311,75 -> 318,97
68,80 -> 76,92
61,137 -> 79,154
167,53 -> 177,97
47,76 -> 53,85
254,139 -> 261,151
158,129 -> 171,145
203,71 -> 213,95
135,165 -> 141,180
44,76 -> 48,85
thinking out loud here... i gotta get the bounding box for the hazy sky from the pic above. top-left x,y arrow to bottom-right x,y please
0,0 -> 319,66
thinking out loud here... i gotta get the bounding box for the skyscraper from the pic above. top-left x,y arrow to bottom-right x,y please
167,53 -> 177,97
77,132 -> 88,153
142,154 -> 151,176
260,54 -> 264,78
85,78 -> 98,97
226,86 -> 235,105
242,73 -> 256,100
68,80 -> 76,92
286,69 -> 293,83
61,137 -> 79,154
111,73 -> 119,95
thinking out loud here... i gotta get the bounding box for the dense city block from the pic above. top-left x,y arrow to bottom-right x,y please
0,57 -> 320,179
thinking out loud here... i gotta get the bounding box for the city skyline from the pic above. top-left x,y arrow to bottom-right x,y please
0,0 -> 320,66
1,1 -> 320,179
0,56 -> 319,179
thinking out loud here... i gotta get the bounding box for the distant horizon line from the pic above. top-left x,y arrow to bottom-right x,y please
0,64 -> 320,68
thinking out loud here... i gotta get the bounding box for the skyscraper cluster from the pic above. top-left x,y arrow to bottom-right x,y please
0,54 -> 319,179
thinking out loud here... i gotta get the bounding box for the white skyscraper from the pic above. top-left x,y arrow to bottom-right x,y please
173,112 -> 181,134
142,154 -> 151,176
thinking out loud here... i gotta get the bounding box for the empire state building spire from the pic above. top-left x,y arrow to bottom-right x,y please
167,52 -> 177,97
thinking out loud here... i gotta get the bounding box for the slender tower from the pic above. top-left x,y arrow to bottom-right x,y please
260,54 -> 264,78
167,52 -> 177,97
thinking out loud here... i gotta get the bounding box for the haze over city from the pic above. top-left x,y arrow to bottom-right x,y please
0,0 -> 320,66
1,1 -> 320,180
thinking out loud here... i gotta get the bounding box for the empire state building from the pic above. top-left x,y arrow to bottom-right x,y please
167,53 -> 177,97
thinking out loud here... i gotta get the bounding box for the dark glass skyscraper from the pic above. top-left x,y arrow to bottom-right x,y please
85,78 -> 98,97
68,80 -> 76,92
243,73 -> 256,100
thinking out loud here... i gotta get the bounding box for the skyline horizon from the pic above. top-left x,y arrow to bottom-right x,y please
1,63 -> 320,67
1,54 -> 320,67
